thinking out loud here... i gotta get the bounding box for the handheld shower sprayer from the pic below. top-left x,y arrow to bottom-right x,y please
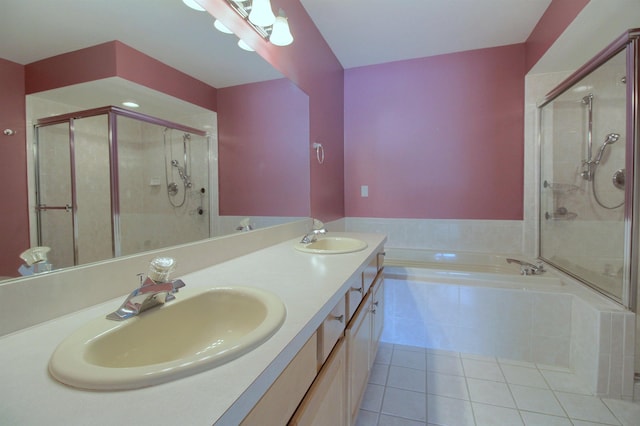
593,133 -> 620,164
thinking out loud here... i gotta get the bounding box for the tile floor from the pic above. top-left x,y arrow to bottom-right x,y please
355,343 -> 640,426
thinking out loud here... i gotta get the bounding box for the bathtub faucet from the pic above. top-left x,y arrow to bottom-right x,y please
506,258 -> 546,276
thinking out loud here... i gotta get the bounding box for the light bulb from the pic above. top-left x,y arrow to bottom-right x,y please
248,0 -> 276,27
182,0 -> 205,11
238,39 -> 255,52
270,14 -> 293,46
213,19 -> 233,34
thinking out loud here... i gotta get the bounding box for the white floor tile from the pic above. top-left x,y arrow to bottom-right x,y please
426,348 -> 460,358
427,394 -> 475,426
382,387 -> 427,422
378,414 -> 427,426
510,384 -> 566,417
555,392 -> 621,425
392,349 -> 427,371
540,369 -> 592,395
461,352 -> 497,362
359,346 -> 640,426
376,344 -> 394,365
462,358 -> 505,382
355,409 -> 379,426
467,378 -> 516,408
427,371 -> 469,400
361,383 -> 385,412
370,363 -> 390,386
427,353 -> 464,376
472,402 -> 524,426
501,364 -> 548,389
387,365 -> 427,393
602,398 -> 640,426
520,411 -> 572,426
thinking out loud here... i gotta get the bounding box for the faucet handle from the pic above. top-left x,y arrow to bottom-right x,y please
148,257 -> 176,282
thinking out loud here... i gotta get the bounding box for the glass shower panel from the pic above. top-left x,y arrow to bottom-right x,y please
73,116 -> 113,265
117,117 -> 210,256
36,123 -> 74,269
539,49 -> 627,301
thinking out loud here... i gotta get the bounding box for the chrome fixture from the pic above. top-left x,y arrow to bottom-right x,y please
506,258 -> 546,276
219,1 -> 294,48
182,0 -> 294,48
593,133 -> 619,165
580,94 -> 595,181
613,168 -> 625,189
312,142 -> 325,164
171,160 -> 193,188
300,219 -> 327,243
106,257 -> 185,321
3,128 -> 16,136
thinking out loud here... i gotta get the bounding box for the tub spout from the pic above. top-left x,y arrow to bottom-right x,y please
506,258 -> 546,276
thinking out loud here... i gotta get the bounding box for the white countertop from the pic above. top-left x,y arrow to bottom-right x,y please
0,233 -> 385,426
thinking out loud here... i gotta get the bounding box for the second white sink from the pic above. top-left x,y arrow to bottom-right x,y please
49,286 -> 286,390
295,236 -> 368,254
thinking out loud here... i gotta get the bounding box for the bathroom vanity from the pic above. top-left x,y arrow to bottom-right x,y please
0,227 -> 386,425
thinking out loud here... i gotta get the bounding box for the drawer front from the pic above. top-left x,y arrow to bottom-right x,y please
241,333 -> 318,426
362,256 -> 377,294
319,295 -> 346,365
346,278 -> 363,324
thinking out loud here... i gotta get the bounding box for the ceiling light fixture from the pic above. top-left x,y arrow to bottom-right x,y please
213,19 -> 233,34
248,0 -> 276,27
269,10 -> 293,46
182,0 -> 206,12
213,0 -> 294,49
238,39 -> 255,52
122,101 -> 140,108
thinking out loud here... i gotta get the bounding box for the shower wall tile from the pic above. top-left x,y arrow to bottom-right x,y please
344,217 -> 524,254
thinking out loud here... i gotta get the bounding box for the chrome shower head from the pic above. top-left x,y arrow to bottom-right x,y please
604,133 -> 620,145
594,133 -> 620,164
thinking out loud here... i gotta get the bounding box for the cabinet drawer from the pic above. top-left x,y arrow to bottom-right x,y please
318,295 -> 346,366
362,256 -> 377,294
241,332 -> 318,426
346,277 -> 363,324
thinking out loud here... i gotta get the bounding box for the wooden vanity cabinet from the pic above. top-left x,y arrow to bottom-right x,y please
241,333 -> 318,426
242,249 -> 385,426
346,289 -> 372,424
289,337 -> 348,426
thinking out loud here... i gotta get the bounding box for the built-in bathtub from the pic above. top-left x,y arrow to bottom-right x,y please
382,248 -> 635,399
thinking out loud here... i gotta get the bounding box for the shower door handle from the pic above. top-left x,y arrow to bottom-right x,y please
36,203 -> 73,212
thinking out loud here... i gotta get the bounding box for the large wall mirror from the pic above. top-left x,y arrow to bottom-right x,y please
0,0 -> 310,282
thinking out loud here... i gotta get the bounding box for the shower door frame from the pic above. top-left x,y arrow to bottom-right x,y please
537,29 -> 640,310
34,106 -> 208,265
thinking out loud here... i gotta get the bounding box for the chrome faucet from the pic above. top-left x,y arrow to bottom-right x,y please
506,258 -> 546,276
301,219 -> 328,244
106,257 -> 185,321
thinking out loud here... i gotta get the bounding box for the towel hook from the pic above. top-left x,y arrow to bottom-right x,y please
312,142 -> 325,164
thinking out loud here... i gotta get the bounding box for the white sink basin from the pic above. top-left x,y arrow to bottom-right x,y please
295,237 -> 368,254
49,286 -> 286,390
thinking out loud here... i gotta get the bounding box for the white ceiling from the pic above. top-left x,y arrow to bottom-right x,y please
299,0 -> 552,69
4,0 -> 640,98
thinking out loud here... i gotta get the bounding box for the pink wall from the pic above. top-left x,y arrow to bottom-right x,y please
25,41 -> 217,111
0,58 -> 29,277
218,78 -> 310,216
344,44 -> 526,220
202,0 -> 345,221
525,0 -> 590,72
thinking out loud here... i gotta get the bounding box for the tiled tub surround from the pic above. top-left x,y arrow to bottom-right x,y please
0,223 -> 386,424
383,262 -> 634,400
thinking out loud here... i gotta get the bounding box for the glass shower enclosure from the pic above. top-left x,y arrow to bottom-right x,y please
34,106 -> 210,269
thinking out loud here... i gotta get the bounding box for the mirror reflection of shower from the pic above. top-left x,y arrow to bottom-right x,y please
580,93 -> 624,210
163,128 -> 193,208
